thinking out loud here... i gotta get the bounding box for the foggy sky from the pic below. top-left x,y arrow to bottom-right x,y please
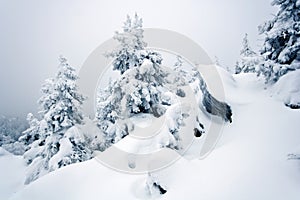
0,0 -> 276,117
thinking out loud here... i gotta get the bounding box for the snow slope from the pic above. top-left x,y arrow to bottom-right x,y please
0,148 -> 25,199
4,68 -> 300,200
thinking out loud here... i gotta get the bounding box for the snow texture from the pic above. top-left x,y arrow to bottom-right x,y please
5,68 -> 300,200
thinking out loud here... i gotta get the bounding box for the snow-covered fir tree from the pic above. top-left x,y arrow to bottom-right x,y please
39,56 -> 86,131
96,60 -> 170,148
258,0 -> 300,82
235,33 -> 262,74
106,13 -> 162,74
97,14 -> 171,148
96,14 -> 232,151
23,56 -> 91,184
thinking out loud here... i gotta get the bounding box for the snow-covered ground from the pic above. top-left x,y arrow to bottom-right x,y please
0,148 -> 25,199
2,68 -> 300,200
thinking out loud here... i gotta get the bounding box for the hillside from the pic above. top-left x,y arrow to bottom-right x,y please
2,67 -> 300,200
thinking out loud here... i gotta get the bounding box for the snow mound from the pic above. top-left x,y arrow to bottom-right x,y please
272,70 -> 300,109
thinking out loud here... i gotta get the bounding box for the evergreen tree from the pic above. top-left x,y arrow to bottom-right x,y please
23,56 -> 91,184
39,56 -> 85,132
107,13 -> 162,74
96,14 -> 232,152
258,0 -> 300,82
96,60 -> 169,148
235,34 -> 262,74
97,15 -> 186,149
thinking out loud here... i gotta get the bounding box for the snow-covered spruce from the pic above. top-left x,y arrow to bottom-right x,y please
23,56 -> 92,184
235,33 -> 262,74
258,0 -> 300,83
106,13 -> 162,74
97,14 -> 172,149
96,14 -> 232,152
96,59 -> 172,149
